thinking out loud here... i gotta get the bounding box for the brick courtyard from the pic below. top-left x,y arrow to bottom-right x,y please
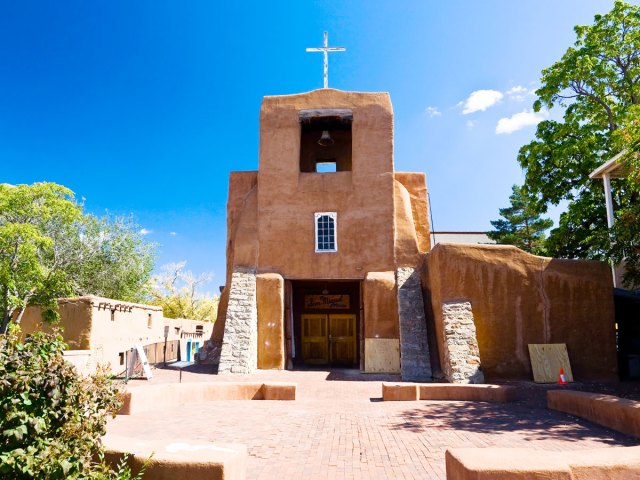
106,367 -> 640,480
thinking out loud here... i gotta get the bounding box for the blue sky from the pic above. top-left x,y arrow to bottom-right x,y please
0,1 -> 631,288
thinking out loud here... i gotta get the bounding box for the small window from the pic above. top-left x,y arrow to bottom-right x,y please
315,212 -> 337,252
119,352 -> 125,366
196,325 -> 204,333
147,313 -> 153,329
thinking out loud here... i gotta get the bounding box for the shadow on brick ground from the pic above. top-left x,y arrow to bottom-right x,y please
388,400 -> 640,445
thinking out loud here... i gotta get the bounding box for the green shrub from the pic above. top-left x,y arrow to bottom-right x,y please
0,328 -> 122,479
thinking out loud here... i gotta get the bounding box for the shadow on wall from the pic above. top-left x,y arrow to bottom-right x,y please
388,401 -> 639,445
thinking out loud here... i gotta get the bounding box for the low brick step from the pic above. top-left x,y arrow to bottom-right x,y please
382,382 -> 517,402
119,382 -> 296,415
103,434 -> 246,480
548,389 -> 640,438
446,446 -> 640,480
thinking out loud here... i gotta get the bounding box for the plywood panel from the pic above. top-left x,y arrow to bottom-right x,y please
528,344 -> 574,383
365,338 -> 400,373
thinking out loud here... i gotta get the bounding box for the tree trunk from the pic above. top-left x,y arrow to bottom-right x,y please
0,308 -> 15,335
14,306 -> 26,326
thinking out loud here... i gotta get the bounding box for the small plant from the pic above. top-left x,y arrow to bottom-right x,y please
91,452 -> 150,480
0,327 -> 122,479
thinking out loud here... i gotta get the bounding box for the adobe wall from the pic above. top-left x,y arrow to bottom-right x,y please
19,300 -> 93,349
363,271 -> 400,373
256,89 -> 396,279
424,244 -> 617,381
212,171 -> 258,341
394,173 -> 431,264
88,297 -> 164,371
256,273 -> 285,369
363,271 -> 398,339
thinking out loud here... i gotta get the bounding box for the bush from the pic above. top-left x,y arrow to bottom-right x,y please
0,328 -> 123,479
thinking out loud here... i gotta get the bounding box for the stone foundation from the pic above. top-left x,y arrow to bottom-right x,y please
397,267 -> 432,381
218,267 -> 258,374
441,301 -> 484,384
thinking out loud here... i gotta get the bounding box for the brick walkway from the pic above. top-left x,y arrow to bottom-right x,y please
107,367 -> 640,480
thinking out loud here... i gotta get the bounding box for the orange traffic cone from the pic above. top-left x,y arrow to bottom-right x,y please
557,368 -> 568,385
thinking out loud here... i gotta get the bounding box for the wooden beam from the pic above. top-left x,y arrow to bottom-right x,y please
299,109 -> 353,123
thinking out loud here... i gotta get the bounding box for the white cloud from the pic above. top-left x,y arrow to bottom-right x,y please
139,228 -> 153,236
462,89 -> 503,114
425,106 -> 442,117
169,231 -> 177,236
466,120 -> 476,129
506,85 -> 531,102
495,109 -> 548,134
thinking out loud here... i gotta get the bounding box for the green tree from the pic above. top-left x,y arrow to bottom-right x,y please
147,262 -> 219,322
488,185 -> 553,255
0,183 -> 156,333
518,1 -> 640,284
0,183 -> 81,333
72,214 -> 155,303
609,128 -> 640,288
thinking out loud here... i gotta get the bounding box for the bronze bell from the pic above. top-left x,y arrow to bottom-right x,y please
318,130 -> 334,147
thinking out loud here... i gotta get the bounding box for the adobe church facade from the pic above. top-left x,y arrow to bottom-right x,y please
202,87 -> 619,383
205,88 -> 432,379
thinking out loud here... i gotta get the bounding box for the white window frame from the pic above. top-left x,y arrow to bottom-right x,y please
314,212 -> 338,253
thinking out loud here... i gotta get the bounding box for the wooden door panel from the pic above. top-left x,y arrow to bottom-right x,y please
330,316 -> 354,337
329,314 -> 357,366
301,314 -> 328,364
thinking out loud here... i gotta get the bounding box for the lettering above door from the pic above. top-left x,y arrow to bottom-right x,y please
304,294 -> 350,309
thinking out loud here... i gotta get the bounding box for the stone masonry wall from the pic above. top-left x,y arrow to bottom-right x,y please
218,267 -> 258,374
397,267 -> 432,381
441,301 -> 484,384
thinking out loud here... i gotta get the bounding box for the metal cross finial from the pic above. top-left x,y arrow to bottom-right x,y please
306,32 -> 346,89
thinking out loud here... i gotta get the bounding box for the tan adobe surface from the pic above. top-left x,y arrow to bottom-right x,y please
423,243 -> 617,381
548,390 -> 640,438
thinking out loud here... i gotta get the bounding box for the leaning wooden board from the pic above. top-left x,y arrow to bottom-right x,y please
528,343 -> 573,383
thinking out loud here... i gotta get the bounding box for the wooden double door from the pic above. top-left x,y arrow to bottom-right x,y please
301,314 -> 357,366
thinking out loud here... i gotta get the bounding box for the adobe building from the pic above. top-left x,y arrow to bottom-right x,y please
20,296 -> 213,375
202,88 -> 619,383
202,89 -> 431,380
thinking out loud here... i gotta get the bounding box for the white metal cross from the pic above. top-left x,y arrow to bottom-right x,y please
306,32 -> 345,89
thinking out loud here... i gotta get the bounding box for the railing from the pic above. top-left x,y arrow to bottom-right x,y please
142,340 -> 180,364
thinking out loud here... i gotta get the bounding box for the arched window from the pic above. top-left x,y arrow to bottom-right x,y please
315,212 -> 337,252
